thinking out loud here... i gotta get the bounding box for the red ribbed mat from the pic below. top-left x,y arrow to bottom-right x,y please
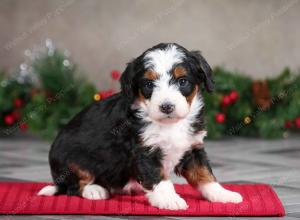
0,182 -> 285,216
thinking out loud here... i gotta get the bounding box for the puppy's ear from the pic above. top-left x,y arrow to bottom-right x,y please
120,60 -> 136,100
190,51 -> 214,92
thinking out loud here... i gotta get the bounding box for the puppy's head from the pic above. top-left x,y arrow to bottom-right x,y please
121,43 -> 214,124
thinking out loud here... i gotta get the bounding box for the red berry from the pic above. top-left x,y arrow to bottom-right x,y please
4,115 -> 15,125
229,90 -> 239,103
111,70 -> 121,80
19,122 -> 28,131
100,89 -> 114,99
295,117 -> 300,128
221,95 -> 232,106
14,98 -> 24,108
215,113 -> 226,124
284,120 -> 293,129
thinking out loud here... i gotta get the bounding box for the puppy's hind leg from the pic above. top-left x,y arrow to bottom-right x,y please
38,185 -> 58,196
69,163 -> 109,200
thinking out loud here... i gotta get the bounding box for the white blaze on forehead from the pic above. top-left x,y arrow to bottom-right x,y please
141,45 -> 189,121
144,44 -> 185,75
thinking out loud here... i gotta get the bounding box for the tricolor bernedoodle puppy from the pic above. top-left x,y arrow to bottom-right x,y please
38,43 -> 243,210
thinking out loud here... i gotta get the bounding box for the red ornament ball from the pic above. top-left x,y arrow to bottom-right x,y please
111,70 -> 121,80
229,90 -> 239,103
284,120 -> 293,129
4,115 -> 15,125
295,117 -> 300,129
19,122 -> 28,131
100,89 -> 114,99
215,113 -> 226,124
221,95 -> 232,106
14,98 -> 24,108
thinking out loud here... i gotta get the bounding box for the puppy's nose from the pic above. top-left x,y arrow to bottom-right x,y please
159,102 -> 175,114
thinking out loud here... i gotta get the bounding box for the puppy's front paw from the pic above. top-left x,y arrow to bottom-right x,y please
226,191 -> 243,203
146,180 -> 188,210
206,190 -> 243,203
200,182 -> 243,203
82,184 -> 109,200
148,192 -> 188,210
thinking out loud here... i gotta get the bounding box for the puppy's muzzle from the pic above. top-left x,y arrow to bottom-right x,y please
159,102 -> 175,115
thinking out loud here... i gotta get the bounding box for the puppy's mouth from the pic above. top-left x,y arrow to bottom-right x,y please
156,115 -> 183,124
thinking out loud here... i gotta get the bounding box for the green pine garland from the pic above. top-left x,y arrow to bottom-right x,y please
0,44 -> 299,140
204,67 -> 300,139
21,49 -> 96,139
0,71 -> 32,134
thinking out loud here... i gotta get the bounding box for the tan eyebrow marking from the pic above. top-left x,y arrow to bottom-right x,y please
144,70 -> 159,80
173,66 -> 187,78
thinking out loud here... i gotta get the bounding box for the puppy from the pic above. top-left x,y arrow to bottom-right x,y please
38,43 -> 242,210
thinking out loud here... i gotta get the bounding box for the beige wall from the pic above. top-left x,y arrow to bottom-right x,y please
1,0 -> 299,89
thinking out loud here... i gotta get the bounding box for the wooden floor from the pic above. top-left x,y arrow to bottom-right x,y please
0,135 -> 299,219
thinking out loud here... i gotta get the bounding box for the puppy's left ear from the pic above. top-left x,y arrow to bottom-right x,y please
190,51 -> 214,92
120,60 -> 136,100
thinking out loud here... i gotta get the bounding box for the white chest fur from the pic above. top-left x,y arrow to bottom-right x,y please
140,119 -> 206,176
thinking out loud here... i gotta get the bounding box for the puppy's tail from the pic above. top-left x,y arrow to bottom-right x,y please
37,185 -> 58,196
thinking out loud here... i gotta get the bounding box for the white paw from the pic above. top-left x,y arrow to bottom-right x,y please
200,182 -> 243,203
37,185 -> 58,196
205,190 -> 243,203
148,192 -> 188,210
146,180 -> 188,210
82,184 -> 109,200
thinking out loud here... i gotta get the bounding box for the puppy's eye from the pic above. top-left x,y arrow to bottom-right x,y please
178,78 -> 189,87
140,80 -> 154,99
145,81 -> 154,89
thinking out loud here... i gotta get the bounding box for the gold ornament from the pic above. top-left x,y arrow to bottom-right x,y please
94,94 -> 101,101
244,116 -> 251,124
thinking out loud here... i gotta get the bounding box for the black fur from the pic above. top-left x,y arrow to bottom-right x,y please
49,93 -> 163,194
48,43 -> 214,197
174,148 -> 214,177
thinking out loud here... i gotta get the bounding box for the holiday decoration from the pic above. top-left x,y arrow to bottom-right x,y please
0,41 -> 300,140
295,117 -> 300,129
215,113 -> 226,124
4,115 -> 15,125
19,39 -> 96,139
94,89 -> 116,101
244,116 -> 251,125
0,70 -> 32,130
252,80 -> 272,110
228,90 -> 239,103
94,93 -> 101,101
111,70 -> 121,80
221,95 -> 231,107
14,98 -> 24,108
284,120 -> 293,129
19,122 -> 28,131
203,67 -> 300,139
99,89 -> 114,99
221,90 -> 239,107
